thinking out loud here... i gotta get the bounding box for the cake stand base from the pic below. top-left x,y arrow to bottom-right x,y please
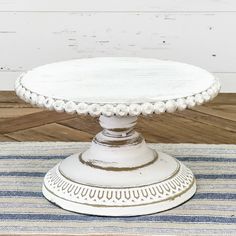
42,115 -> 196,216
42,153 -> 196,216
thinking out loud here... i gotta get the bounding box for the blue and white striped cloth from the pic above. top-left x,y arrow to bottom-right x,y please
0,142 -> 235,235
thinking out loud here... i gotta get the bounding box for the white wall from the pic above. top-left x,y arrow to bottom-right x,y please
0,0 -> 236,92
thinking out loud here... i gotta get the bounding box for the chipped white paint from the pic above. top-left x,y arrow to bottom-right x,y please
15,57 -> 221,216
19,58 -> 217,103
2,71 -> 234,92
1,12 -> 236,72
0,0 -> 235,12
42,157 -> 196,216
0,1 -> 236,91
15,57 -> 220,116
42,114 -> 196,216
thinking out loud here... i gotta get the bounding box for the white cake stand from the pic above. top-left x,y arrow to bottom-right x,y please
15,57 -> 220,216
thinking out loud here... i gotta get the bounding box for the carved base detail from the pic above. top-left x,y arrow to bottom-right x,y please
42,152 -> 196,216
42,115 -> 196,216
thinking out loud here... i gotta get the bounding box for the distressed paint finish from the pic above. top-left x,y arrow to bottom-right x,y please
3,71 -> 235,92
15,58 -> 220,116
42,115 -> 196,216
0,0 -> 236,91
1,12 -> 236,72
14,57 -> 222,216
19,57 -> 216,103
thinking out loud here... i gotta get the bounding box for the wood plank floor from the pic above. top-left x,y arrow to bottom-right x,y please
0,92 -> 235,144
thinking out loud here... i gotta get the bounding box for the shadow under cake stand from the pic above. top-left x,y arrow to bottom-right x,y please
15,57 -> 220,216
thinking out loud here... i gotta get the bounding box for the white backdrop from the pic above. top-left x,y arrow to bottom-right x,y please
0,0 -> 235,91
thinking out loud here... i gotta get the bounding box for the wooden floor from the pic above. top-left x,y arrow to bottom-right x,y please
0,92 -> 235,144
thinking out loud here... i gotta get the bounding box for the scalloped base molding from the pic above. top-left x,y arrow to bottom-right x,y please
43,154 -> 196,216
42,116 -> 196,216
43,159 -> 196,216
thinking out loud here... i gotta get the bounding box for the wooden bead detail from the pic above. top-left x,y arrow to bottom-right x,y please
15,74 -> 220,117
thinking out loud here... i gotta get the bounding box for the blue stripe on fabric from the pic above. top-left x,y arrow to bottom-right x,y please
0,191 -> 42,197
195,174 -> 236,179
0,172 -> 45,177
1,172 -> 236,179
0,155 -> 236,162
0,213 -> 235,223
0,191 -> 235,200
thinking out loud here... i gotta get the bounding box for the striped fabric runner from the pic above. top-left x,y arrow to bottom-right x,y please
0,142 -> 235,235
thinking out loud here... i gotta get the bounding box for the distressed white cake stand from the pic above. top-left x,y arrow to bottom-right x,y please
15,57 -> 220,216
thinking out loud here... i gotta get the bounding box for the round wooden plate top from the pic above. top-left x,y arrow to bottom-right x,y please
20,57 -> 216,104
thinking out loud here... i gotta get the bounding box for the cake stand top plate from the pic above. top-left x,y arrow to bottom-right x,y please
15,57 -> 220,117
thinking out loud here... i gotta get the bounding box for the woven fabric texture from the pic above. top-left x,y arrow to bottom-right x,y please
0,142 -> 235,235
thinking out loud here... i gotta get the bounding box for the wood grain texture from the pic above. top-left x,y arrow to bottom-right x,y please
0,92 -> 235,144
1,12 -> 235,72
6,123 -> 93,141
137,113 -> 234,144
0,110 -> 75,134
0,134 -> 16,141
1,0 -> 236,91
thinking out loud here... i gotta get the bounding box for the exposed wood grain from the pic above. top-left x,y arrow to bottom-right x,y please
137,113 -> 236,144
0,102 -> 32,108
0,110 -> 75,134
0,0 -> 235,12
0,108 -> 42,118
6,123 -> 93,141
192,105 -> 236,122
0,91 -> 25,103
59,113 -> 236,144
0,134 -> 16,141
0,91 -> 33,107
58,116 -> 101,135
174,109 -> 236,132
0,93 -> 235,144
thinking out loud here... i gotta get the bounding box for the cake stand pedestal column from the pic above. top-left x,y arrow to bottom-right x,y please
42,115 -> 196,216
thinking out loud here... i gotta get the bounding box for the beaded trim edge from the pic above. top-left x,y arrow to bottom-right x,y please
15,74 -> 221,117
